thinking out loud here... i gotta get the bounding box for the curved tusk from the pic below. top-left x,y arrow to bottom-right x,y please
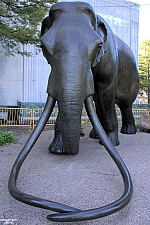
8,95 -> 80,213
47,95 -> 133,222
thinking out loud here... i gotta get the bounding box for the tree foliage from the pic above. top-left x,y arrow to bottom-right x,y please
138,39 -> 150,103
0,0 -> 57,56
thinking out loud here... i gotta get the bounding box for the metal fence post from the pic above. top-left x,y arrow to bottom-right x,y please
30,109 -> 34,131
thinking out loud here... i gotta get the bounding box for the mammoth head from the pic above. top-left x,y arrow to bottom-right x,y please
41,2 -> 97,34
40,2 -> 107,67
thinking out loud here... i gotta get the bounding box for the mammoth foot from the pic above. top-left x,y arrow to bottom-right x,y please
90,128 -> 120,146
49,135 -> 67,154
105,131 -> 120,146
89,128 -> 99,139
99,131 -> 120,146
121,123 -> 136,134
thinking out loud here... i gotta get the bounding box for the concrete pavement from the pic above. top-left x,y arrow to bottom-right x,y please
0,126 -> 150,225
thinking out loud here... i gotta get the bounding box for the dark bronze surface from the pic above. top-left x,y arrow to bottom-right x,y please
8,1 -> 137,222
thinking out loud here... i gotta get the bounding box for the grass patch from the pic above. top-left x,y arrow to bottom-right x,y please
0,131 -> 15,146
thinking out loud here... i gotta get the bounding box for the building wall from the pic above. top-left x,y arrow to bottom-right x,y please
22,45 -> 49,103
0,0 -> 139,106
94,0 -> 139,62
0,44 -> 50,106
0,44 -> 23,106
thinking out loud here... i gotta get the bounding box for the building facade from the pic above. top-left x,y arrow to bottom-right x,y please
0,0 -> 139,106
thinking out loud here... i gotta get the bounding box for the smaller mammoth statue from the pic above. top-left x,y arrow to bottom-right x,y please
41,1 -> 139,154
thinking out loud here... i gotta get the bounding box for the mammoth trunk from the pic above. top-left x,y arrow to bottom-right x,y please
48,55 -> 94,155
58,99 -> 83,155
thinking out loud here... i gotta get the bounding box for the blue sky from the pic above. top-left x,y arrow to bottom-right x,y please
130,0 -> 150,43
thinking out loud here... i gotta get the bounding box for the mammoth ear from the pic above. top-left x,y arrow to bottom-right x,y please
92,44 -> 105,67
96,14 -> 107,52
40,13 -> 55,58
92,15 -> 107,67
40,9 -> 55,38
40,15 -> 54,63
41,17 -> 50,37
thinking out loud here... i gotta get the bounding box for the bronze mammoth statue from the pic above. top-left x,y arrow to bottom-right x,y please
41,3 -> 139,154
9,2 -> 137,222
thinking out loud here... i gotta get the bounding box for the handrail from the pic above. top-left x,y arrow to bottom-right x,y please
0,107 -> 150,131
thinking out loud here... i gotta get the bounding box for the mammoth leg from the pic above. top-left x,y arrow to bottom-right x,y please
49,112 -> 85,154
47,96 -> 133,222
89,93 -> 100,140
117,102 -> 136,134
92,86 -> 119,146
49,113 -> 66,154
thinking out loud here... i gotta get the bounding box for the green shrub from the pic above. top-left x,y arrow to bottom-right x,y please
0,131 -> 15,146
